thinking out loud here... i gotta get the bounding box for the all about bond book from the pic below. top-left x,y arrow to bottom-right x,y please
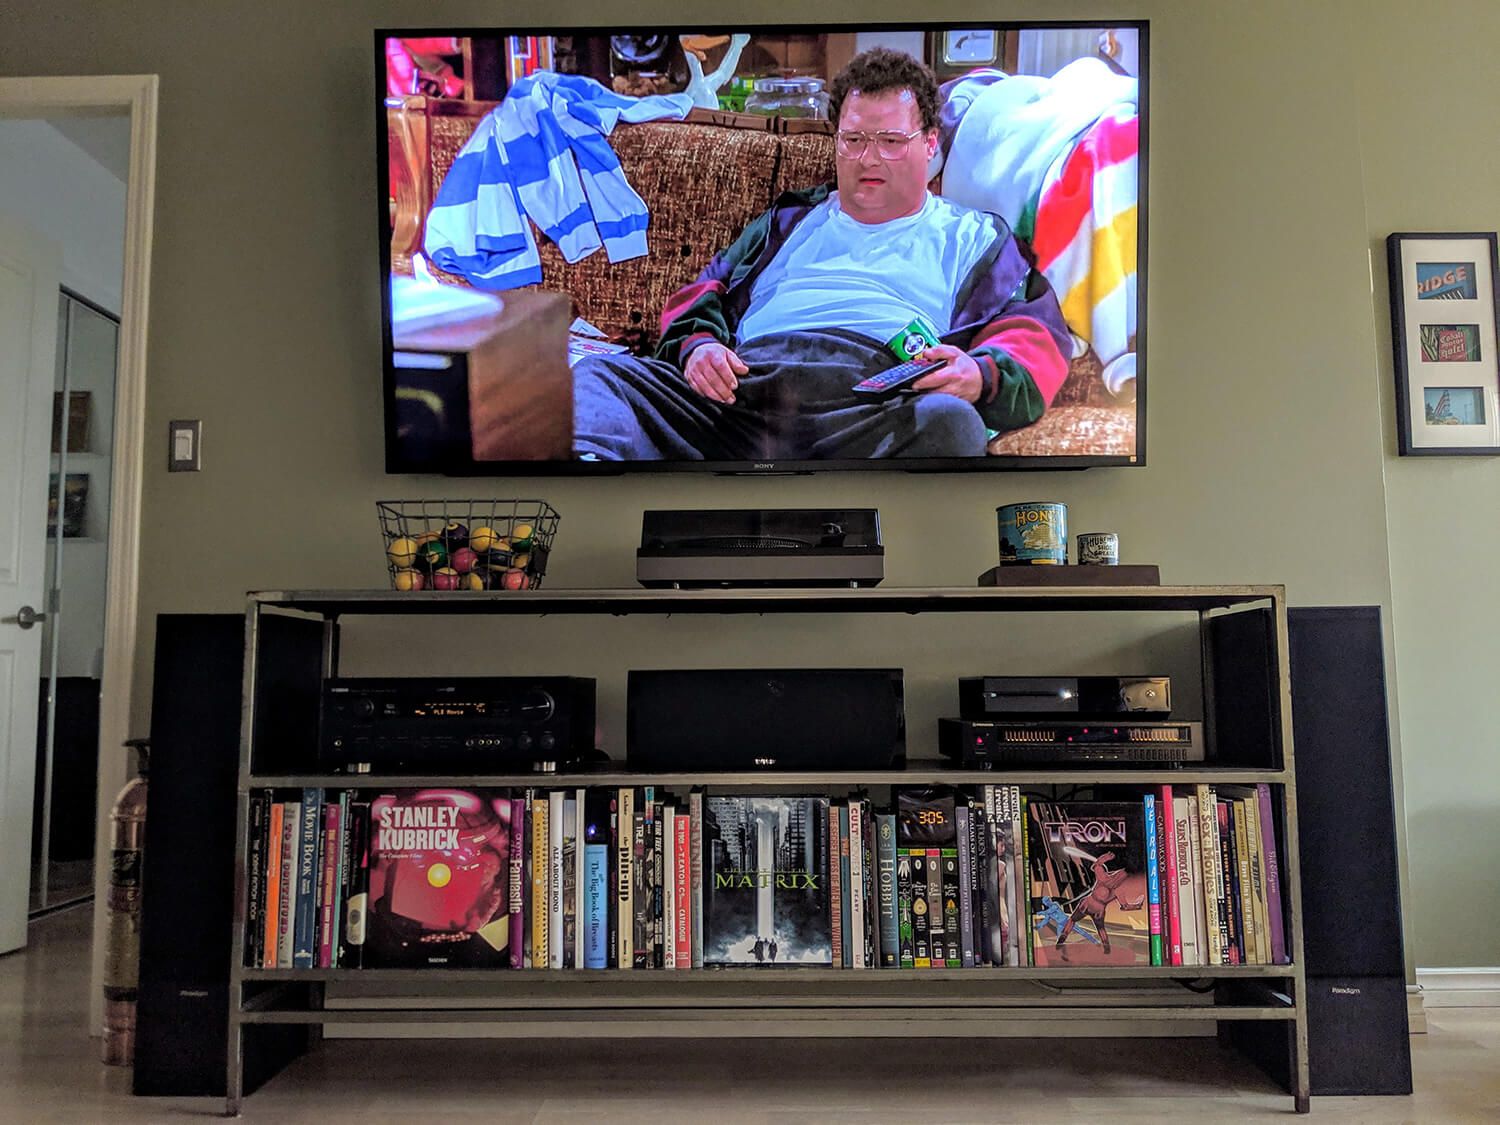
1027,801 -> 1150,968
363,788 -> 514,968
702,796 -> 832,967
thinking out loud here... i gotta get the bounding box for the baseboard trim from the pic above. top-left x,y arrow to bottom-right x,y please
1416,967 -> 1500,1008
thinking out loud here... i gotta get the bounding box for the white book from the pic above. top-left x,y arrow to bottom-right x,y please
549,791 -> 564,970
1173,796 -> 1201,966
1185,795 -> 1209,966
663,807 -> 677,970
849,802 -> 866,969
574,787 -> 586,971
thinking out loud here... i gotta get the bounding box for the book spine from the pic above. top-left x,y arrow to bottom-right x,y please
896,849 -> 915,968
340,798 -> 370,970
940,848 -> 962,967
1233,797 -> 1258,963
1217,801 -> 1241,965
828,805 -> 843,968
862,802 -> 877,969
1016,795 -> 1029,967
877,813 -> 898,969
615,788 -> 633,971
331,791 -> 350,968
652,802 -> 665,968
576,788 -> 588,970
633,794 -> 650,970
1195,785 -> 1224,964
1161,785 -> 1183,966
969,805 -> 987,966
508,796 -> 525,970
563,796 -> 578,970
910,850 -> 930,967
1243,795 -> 1269,966
663,807 -> 676,970
1143,794 -> 1162,966
1257,784 -> 1288,964
955,806 -> 975,969
277,801 -> 299,969
584,838 -> 609,970
606,792 -> 618,968
848,802 -> 866,968
689,790 -> 704,970
291,791 -> 322,970
316,800 -> 340,969
1185,795 -> 1208,968
838,805 -> 852,968
532,791 -> 550,969
673,810 -> 691,969
549,790 -> 565,970
245,793 -> 266,968
1172,796 -> 1200,967
261,800 -> 284,969
924,847 -> 943,970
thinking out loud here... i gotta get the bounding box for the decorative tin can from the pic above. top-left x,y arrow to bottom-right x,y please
1076,531 -> 1121,566
997,502 -> 1068,565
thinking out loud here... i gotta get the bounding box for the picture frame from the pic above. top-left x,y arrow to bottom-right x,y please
46,472 -> 90,538
50,390 -> 93,454
1387,232 -> 1500,455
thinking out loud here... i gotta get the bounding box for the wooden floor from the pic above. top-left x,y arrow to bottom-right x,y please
3,905 -> 1495,1122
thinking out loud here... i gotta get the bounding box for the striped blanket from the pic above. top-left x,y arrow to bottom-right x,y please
938,58 -> 1139,367
423,73 -> 692,290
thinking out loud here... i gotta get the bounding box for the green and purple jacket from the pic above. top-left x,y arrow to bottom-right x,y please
653,184 -> 1073,432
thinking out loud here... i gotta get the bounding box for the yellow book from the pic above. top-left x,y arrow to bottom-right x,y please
531,793 -> 550,968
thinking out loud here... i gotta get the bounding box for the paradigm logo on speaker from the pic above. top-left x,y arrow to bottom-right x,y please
1330,986 -> 1362,996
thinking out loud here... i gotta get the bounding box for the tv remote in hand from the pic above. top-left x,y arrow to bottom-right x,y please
851,358 -> 947,401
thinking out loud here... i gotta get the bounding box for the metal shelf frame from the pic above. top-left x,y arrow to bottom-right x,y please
226,584 -> 1310,1115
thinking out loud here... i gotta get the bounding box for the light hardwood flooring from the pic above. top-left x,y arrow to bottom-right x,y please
2,905 -> 1495,1122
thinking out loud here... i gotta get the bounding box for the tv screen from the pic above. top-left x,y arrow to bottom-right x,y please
377,23 -> 1146,473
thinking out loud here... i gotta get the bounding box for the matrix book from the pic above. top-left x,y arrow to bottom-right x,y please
1027,801 -> 1149,967
364,788 -> 514,968
702,796 -> 832,966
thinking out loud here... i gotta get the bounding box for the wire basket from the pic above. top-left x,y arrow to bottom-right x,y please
376,499 -> 560,591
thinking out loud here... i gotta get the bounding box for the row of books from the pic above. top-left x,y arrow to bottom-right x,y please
241,783 -> 1287,971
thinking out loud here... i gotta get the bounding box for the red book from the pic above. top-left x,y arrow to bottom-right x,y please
1160,786 -> 1183,967
316,802 -> 340,968
262,803 -> 285,969
674,812 -> 691,969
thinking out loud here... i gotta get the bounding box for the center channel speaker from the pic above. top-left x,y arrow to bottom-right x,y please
627,669 -> 905,770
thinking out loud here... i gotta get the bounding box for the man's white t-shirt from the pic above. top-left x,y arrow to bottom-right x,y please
734,191 -> 998,347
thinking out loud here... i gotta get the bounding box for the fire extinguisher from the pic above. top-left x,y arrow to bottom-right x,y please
101,737 -> 149,1067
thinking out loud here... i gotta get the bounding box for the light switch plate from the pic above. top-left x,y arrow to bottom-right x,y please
168,420 -> 201,471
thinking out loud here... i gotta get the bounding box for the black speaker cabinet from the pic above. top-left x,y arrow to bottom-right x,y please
134,613 -> 323,1097
1289,606 -> 1412,1096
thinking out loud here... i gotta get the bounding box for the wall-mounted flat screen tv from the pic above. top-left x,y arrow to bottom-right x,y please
377,22 -> 1146,473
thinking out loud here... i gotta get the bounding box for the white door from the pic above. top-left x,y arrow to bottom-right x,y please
0,210 -> 60,953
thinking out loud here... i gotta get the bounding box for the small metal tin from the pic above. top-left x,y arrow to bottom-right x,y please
1076,532 -> 1120,566
997,502 -> 1068,565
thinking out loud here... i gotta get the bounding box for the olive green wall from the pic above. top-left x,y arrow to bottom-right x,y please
1354,6 -> 1500,970
18,0 -> 1488,971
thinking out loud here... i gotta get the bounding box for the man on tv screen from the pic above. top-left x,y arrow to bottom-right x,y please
571,48 -> 1072,461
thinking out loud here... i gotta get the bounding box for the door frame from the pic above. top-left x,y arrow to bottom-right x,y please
0,74 -> 156,1033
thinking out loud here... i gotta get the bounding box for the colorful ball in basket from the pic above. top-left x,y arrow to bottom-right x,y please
450,547 -> 479,574
392,568 -> 425,592
440,522 -> 469,548
431,567 -> 462,591
501,568 -> 528,590
468,526 -> 499,553
511,551 -> 531,571
413,531 -> 441,548
511,522 -> 534,549
463,569 -> 496,591
386,536 -> 419,568
417,540 -> 449,572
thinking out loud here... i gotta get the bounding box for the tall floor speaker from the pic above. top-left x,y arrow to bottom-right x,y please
133,613 -> 322,1097
1288,606 -> 1412,1096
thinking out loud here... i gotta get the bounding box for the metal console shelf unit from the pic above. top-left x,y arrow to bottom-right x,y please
227,585 -> 1310,1115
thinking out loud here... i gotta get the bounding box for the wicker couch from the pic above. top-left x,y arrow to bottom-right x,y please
388,97 -> 1133,457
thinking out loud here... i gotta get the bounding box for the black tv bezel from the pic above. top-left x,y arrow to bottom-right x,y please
375,19 -> 1149,476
